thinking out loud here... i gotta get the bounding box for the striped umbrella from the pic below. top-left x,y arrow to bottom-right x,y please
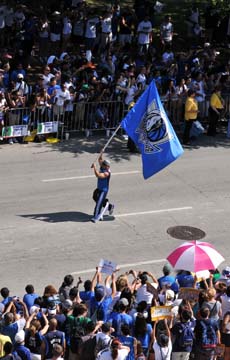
167,241 -> 225,272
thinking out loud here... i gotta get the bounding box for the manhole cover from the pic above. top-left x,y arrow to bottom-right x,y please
167,226 -> 206,241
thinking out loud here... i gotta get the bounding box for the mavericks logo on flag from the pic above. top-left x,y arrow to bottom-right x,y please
136,101 -> 172,154
121,80 -> 183,179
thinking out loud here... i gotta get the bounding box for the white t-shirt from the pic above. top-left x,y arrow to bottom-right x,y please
55,88 -> 70,106
136,73 -> 146,87
101,16 -> 112,33
85,17 -> 99,38
125,84 -> 137,105
153,339 -> 172,360
136,284 -> 154,305
137,20 -> 152,44
96,348 -> 129,360
63,17 -> 72,35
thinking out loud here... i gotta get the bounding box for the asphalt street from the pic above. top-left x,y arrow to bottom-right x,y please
0,132 -> 230,296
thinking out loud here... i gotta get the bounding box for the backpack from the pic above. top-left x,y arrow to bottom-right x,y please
178,323 -> 194,348
69,317 -> 87,354
200,320 -> 217,349
80,335 -> 97,360
94,336 -> 113,358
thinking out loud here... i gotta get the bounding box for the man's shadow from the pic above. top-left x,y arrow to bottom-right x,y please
20,212 -> 114,223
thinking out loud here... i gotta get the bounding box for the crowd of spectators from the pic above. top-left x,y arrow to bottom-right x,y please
1,264 -> 230,359
0,0 -> 229,144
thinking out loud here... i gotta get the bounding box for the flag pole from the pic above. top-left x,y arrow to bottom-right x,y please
95,123 -> 122,161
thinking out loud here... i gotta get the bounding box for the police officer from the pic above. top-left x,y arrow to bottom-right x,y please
91,153 -> 114,223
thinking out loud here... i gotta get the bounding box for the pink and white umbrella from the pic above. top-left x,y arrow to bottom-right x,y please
167,241 -> 225,273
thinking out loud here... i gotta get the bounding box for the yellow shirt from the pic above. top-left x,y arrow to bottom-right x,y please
184,96 -> 198,121
210,92 -> 223,109
0,334 -> 11,356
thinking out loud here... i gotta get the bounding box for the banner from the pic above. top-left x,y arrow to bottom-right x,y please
2,125 -> 28,138
151,305 -> 172,321
37,122 -> 58,134
121,80 -> 184,179
178,287 -> 200,302
98,259 -> 117,275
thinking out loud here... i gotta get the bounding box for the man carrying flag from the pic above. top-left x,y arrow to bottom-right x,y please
121,80 -> 183,179
91,152 -> 114,223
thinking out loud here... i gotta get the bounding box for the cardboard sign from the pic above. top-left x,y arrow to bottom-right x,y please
146,281 -> 159,298
151,306 -> 172,321
178,287 -> 200,302
98,259 -> 117,275
2,125 -> 28,138
37,122 -> 58,134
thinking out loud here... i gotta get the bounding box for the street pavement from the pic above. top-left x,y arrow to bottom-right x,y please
0,131 -> 230,296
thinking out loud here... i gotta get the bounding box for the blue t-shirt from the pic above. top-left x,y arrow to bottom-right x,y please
136,323 -> 152,351
23,293 -> 39,311
97,167 -> 110,192
1,322 -> 18,343
14,344 -> 31,360
158,275 -> 175,289
90,295 -> 112,322
112,313 -> 134,336
118,335 -> 135,360
176,274 -> 194,288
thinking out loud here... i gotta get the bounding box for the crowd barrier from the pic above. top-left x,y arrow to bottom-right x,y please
1,95 -> 230,140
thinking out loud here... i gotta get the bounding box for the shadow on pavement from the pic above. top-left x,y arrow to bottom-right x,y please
20,211 -> 92,223
20,212 -> 115,223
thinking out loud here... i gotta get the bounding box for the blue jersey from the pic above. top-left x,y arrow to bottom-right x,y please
118,335 -> 135,360
97,167 -> 110,192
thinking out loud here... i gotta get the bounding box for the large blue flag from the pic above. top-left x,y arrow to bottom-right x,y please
121,80 -> 184,179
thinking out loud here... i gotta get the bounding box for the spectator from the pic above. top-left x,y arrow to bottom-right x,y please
134,314 -> 152,357
23,285 -> 39,312
160,15 -> 173,49
118,323 -> 137,360
194,306 -> 220,359
221,311 -> 230,360
136,272 -> 158,306
96,338 -> 130,360
158,264 -> 175,290
152,319 -> 172,360
14,330 -> 31,360
137,15 -> 152,53
171,308 -> 196,360
59,275 -> 74,302
182,89 -> 198,145
41,318 -> 65,360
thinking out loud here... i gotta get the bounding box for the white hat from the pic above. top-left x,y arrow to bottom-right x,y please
47,55 -> 56,65
17,73 -> 24,79
60,52 -> 68,61
30,305 -> 40,315
15,330 -> 25,343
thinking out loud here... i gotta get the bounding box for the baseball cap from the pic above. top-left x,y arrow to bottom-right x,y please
163,263 -> 172,274
62,299 -> 73,310
222,267 -> 230,278
118,298 -> 129,307
30,305 -> 40,315
48,301 -> 57,314
102,159 -> 110,167
165,289 -> 175,300
15,330 -> 25,343
17,74 -> 24,79
95,285 -> 105,300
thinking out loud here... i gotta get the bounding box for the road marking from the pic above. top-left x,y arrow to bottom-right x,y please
42,170 -> 140,182
115,206 -> 193,218
71,258 -> 166,275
